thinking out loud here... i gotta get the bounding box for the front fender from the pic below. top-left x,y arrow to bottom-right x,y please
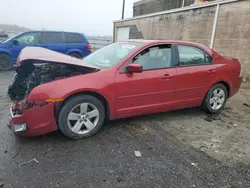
27,72 -> 115,118
0,48 -> 12,57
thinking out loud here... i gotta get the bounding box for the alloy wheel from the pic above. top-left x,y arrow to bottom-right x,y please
67,102 -> 99,134
209,88 -> 225,110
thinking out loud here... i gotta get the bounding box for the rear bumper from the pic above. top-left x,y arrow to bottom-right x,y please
230,77 -> 242,97
8,103 -> 58,137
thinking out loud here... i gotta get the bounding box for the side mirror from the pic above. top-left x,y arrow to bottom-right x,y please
126,64 -> 142,73
12,39 -> 18,45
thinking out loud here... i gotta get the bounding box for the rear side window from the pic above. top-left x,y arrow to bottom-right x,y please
65,33 -> 84,43
40,32 -> 63,44
177,45 -> 212,66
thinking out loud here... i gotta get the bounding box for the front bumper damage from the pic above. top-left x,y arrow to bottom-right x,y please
8,103 -> 58,137
8,105 -> 27,132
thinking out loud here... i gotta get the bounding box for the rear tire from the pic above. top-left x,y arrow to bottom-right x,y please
58,95 -> 105,140
70,53 -> 82,59
202,83 -> 228,114
0,53 -> 14,71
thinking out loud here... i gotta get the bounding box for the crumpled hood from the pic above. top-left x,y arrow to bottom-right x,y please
16,46 -> 100,70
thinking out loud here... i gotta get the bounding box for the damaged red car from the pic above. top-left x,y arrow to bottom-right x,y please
8,40 -> 242,139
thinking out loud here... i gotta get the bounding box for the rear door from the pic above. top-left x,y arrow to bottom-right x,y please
113,44 -> 177,118
39,32 -> 66,53
64,33 -> 90,57
173,44 -> 217,109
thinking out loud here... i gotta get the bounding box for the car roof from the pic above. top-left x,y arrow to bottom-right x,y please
125,39 -> 207,48
122,39 -> 216,57
22,30 -> 84,35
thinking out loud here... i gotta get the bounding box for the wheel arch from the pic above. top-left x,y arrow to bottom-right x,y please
202,80 -> 231,105
0,49 -> 12,57
66,49 -> 83,57
217,81 -> 230,97
56,91 -> 111,122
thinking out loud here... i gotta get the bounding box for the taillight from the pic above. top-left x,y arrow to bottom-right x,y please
88,43 -> 92,51
240,66 -> 243,77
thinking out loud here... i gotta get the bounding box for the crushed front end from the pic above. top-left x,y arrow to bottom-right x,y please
7,47 -> 99,137
8,100 -> 58,136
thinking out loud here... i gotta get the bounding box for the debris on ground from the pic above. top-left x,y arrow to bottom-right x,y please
19,158 -> 38,167
108,170 -> 114,174
0,178 -> 4,187
211,138 -> 221,143
147,146 -> 153,150
116,176 -> 123,182
4,150 -> 7,154
243,103 -> 250,108
220,112 -> 230,118
12,146 -> 21,159
229,122 -> 238,127
134,151 -> 141,157
200,146 -> 206,151
204,113 -> 221,122
191,163 -> 198,167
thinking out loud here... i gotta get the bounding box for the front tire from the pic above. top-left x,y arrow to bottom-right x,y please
202,83 -> 228,114
58,95 -> 105,140
0,53 -> 14,71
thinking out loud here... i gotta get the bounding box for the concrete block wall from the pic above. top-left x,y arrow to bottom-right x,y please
213,0 -> 250,79
114,0 -> 250,79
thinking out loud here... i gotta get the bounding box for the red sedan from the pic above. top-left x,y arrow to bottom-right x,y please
8,40 -> 241,139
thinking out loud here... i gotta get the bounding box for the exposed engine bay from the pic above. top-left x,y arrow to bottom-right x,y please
8,60 -> 97,101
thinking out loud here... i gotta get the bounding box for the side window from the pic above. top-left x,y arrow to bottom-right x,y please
133,45 -> 172,70
40,32 -> 63,44
178,45 -> 212,66
65,33 -> 84,43
16,32 -> 38,45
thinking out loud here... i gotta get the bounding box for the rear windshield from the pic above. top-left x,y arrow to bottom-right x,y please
84,42 -> 143,69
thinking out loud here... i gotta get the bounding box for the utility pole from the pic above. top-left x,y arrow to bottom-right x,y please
122,0 -> 125,19
182,0 -> 185,7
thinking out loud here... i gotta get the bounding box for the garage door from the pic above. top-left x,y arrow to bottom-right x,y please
117,27 -> 130,41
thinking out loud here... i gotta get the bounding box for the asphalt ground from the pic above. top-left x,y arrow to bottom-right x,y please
0,71 -> 249,188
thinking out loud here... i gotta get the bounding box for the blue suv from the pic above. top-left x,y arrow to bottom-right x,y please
0,31 -> 92,70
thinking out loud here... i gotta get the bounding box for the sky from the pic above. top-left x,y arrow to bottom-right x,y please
0,0 -> 138,36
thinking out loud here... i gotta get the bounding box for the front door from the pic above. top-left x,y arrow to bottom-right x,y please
11,32 -> 39,61
113,44 -> 176,118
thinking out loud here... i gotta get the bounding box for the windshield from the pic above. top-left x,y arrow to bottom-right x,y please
2,33 -> 19,43
84,42 -> 143,68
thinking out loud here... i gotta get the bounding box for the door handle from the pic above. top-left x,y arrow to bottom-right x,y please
161,74 -> 172,79
208,69 -> 216,73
